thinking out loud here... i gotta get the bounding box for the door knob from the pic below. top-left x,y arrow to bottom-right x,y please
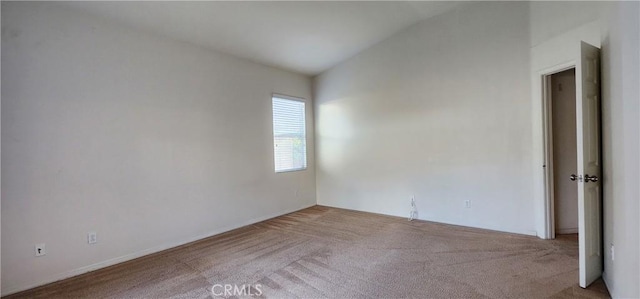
570,174 -> 579,181
584,174 -> 599,183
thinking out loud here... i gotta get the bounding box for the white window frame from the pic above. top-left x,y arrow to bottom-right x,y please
272,94 -> 307,173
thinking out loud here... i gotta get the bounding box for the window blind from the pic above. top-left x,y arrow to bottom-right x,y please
272,96 -> 307,172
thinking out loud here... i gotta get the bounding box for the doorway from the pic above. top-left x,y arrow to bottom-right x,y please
550,69 -> 578,237
535,39 -> 602,288
539,41 -> 602,288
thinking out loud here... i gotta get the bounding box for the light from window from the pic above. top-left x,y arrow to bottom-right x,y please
272,96 -> 307,172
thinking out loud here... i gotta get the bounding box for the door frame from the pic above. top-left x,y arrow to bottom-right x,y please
540,62 -> 577,240
530,21 -> 600,239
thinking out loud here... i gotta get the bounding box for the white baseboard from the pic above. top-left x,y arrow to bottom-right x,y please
1,203 -> 316,297
556,228 -> 579,234
316,204 -> 539,237
602,272 -> 616,298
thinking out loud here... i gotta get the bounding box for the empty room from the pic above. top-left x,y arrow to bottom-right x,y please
1,1 -> 639,298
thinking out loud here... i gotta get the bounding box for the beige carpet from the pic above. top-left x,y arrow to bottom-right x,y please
6,206 -> 609,298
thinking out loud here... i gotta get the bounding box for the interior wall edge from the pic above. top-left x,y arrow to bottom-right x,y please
1,2 -> 316,294
317,203 -> 538,238
0,203 -> 316,297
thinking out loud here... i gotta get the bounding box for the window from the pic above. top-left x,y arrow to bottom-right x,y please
272,95 -> 307,172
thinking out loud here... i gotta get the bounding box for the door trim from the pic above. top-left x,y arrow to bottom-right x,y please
540,62 -> 577,240
530,21 -> 600,239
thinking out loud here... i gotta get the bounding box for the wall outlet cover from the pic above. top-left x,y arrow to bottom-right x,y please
88,232 -> 98,244
35,243 -> 46,257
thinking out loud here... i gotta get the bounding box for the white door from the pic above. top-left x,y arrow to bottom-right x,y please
576,41 -> 602,288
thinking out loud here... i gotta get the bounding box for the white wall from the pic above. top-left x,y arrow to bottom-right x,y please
1,2 -> 315,295
2,1 -> 637,297
551,70 -> 578,234
315,2 -> 638,297
536,2 -> 640,297
314,2 -> 535,235
529,1 -> 607,48
600,1 -> 639,297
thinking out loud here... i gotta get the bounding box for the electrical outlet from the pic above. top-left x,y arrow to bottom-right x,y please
464,200 -> 471,208
88,232 -> 97,245
35,243 -> 46,257
610,244 -> 614,261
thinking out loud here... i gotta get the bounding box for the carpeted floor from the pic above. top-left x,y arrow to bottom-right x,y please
6,206 -> 609,298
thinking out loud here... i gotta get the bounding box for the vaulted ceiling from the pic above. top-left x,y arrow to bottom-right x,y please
62,1 -> 462,76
